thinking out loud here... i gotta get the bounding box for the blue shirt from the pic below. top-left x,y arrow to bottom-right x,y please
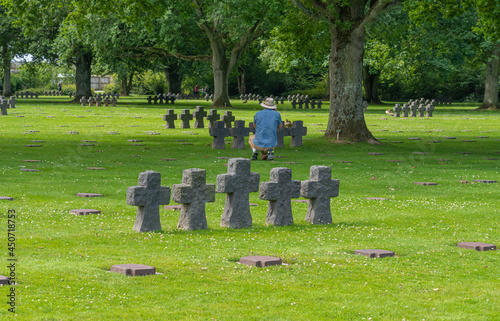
253,109 -> 282,148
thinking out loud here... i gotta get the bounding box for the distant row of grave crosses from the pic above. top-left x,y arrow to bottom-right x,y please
239,93 -> 323,109
162,107 -> 307,149
79,96 -> 118,107
127,159 -> 340,231
393,98 -> 437,117
147,93 -> 177,105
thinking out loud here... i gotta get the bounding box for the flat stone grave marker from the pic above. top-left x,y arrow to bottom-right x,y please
22,160 -> 42,163
217,158 -> 260,228
76,193 -> 103,197
408,137 -> 421,140
436,159 -> 453,161
260,167 -> 300,226
128,140 -> 143,142
216,157 -> 231,159
413,152 -> 430,155
414,182 -> 438,186
127,170 -> 171,232
335,160 -> 353,163
386,160 -> 404,162
164,205 -> 182,211
457,152 -> 472,155
239,256 -> 282,267
365,197 -> 391,200
368,152 -> 384,155
172,168 -> 216,230
21,169 -> 41,172
473,180 -> 496,183
110,264 -> 156,276
25,144 -> 42,147
80,144 -> 95,146
0,196 -> 13,200
443,137 -> 456,139
354,249 -> 395,258
86,167 -> 106,170
67,131 -> 79,135
457,242 -> 496,251
31,140 -> 45,143
390,141 -> 404,143
476,136 -> 489,138
160,158 -> 178,161
82,140 -> 96,143
108,131 -> 120,135
300,166 -> 339,224
70,209 -> 101,215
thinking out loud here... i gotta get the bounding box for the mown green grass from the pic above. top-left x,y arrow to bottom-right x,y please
0,96 -> 498,320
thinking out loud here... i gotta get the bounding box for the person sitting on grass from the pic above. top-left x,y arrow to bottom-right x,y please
248,97 -> 283,161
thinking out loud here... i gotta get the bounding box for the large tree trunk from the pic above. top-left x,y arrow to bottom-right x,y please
362,65 -> 381,103
237,66 -> 246,95
2,46 -> 12,97
119,73 -> 133,96
74,50 -> 92,102
164,63 -> 182,94
325,25 -> 377,143
211,43 -> 232,107
479,46 -> 499,110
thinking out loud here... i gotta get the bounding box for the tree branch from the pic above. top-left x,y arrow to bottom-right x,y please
290,0 -> 324,20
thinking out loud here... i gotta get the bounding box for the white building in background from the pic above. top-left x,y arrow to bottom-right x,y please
91,75 -> 112,91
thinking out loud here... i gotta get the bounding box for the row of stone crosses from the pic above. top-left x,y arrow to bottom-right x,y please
162,107 -> 308,149
70,92 -> 120,100
146,93 -> 177,105
0,96 -> 17,116
240,93 -> 323,109
79,95 -> 119,107
392,98 -> 437,117
127,158 -> 339,232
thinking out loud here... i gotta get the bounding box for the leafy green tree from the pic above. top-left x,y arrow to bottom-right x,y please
0,5 -> 25,96
291,0 -> 401,143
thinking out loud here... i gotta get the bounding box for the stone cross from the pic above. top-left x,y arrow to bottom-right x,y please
103,97 -> 110,107
111,97 -> 117,106
222,111 -> 235,128
310,99 -> 316,109
276,122 -> 289,148
209,121 -> 230,149
259,167 -> 301,226
147,96 -> 152,104
426,104 -> 434,117
229,120 -> 250,149
206,109 -> 220,128
289,121 -> 307,147
393,104 -> 401,117
317,100 -> 322,109
172,168 -> 216,230
418,104 -> 425,117
127,170 -> 171,232
80,96 -> 87,106
0,100 -> 8,115
95,96 -> 102,107
179,109 -> 193,128
158,95 -> 164,104
88,96 -> 95,106
153,96 -> 158,104
410,103 -> 418,117
402,104 -> 409,117
193,106 -> 207,128
8,97 -> 16,109
162,109 -> 177,129
216,158 -> 260,228
297,99 -> 303,109
300,166 -> 339,224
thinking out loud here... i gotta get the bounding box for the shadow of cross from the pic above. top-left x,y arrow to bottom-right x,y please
259,167 -> 301,226
230,120 -> 250,149
209,121 -> 230,149
179,109 -> 193,128
172,168 -> 215,230
300,166 -> 340,224
290,121 -> 307,147
0,100 -> 8,115
163,109 -> 177,129
217,158 -> 260,228
193,106 -> 207,128
222,111 -> 235,128
127,171 -> 171,232
206,109 -> 220,128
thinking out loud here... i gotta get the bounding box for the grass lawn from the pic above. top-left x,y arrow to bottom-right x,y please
0,96 -> 498,320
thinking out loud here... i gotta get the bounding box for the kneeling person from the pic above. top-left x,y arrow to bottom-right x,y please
249,97 -> 283,161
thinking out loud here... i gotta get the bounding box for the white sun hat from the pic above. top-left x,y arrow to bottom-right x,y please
260,97 -> 277,109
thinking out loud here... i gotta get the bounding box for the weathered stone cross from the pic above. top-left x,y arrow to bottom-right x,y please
0,100 -> 8,115
179,109 -> 193,128
259,167 -> 301,226
229,120 -> 250,149
127,171 -> 171,232
289,121 -> 307,147
222,111 -> 235,128
172,168 -> 216,230
209,121 -> 230,149
193,106 -> 208,128
206,109 -> 220,128
217,158 -> 260,228
300,166 -> 339,224
162,109 -> 177,129
80,96 -> 87,106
